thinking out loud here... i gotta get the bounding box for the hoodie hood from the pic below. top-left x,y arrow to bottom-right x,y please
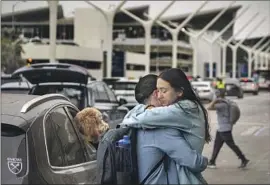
121,104 -> 147,128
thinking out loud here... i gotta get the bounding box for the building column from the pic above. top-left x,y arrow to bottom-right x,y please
47,1 -> 58,63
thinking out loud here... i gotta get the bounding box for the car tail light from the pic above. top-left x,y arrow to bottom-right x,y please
187,76 -> 193,81
252,83 -> 259,88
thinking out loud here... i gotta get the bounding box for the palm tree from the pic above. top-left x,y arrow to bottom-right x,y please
1,28 -> 25,74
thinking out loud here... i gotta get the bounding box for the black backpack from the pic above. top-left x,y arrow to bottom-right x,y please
96,127 -> 165,185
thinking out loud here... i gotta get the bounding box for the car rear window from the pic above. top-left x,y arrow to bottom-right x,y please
31,85 -> 85,109
113,82 -> 137,90
1,124 -> 27,182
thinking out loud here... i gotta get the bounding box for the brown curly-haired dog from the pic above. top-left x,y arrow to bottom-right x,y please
75,107 -> 109,143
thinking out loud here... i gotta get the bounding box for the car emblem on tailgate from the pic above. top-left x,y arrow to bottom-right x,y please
7,158 -> 23,174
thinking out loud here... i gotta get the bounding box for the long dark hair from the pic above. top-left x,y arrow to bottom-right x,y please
159,68 -> 211,143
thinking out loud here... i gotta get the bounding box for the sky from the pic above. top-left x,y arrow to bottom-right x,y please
1,1 -> 270,40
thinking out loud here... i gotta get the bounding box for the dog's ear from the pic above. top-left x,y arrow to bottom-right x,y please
74,116 -> 85,135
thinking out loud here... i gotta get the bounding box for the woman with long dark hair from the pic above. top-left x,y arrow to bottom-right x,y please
121,68 -> 211,184
157,68 -> 211,143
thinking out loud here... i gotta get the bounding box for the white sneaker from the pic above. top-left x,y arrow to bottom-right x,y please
207,164 -> 217,169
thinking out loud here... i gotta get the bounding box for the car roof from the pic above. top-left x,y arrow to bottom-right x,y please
1,81 -> 32,89
191,81 -> 211,85
33,82 -> 85,86
102,77 -> 121,80
1,94 -> 39,115
202,78 -> 215,81
225,78 -> 240,84
240,78 -> 254,81
115,79 -> 139,83
30,81 -> 105,88
1,93 -> 71,131
87,80 -> 106,85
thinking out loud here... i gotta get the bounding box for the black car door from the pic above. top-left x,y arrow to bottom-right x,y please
39,104 -> 97,184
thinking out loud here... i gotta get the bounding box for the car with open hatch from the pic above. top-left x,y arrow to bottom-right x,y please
11,63 -> 128,129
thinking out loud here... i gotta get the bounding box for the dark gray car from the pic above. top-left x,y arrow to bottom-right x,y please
12,63 -> 128,129
1,93 -> 97,184
224,78 -> 244,99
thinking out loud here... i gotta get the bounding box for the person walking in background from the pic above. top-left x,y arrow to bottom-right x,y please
252,71 -> 259,86
215,77 -> 226,93
207,90 -> 249,169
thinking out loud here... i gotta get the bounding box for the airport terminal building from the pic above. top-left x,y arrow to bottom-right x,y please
2,4 -> 264,79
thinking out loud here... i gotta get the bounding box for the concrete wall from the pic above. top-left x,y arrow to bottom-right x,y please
125,51 -> 147,66
21,43 -> 103,61
125,52 -> 147,78
125,70 -> 146,79
88,69 -> 103,81
190,31 -> 222,78
74,8 -> 107,49
21,43 -> 104,80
